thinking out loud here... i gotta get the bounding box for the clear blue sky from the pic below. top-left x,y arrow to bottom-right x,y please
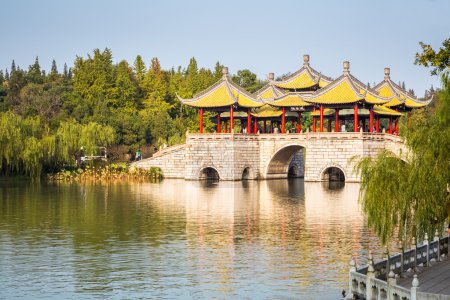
2,0 -> 448,97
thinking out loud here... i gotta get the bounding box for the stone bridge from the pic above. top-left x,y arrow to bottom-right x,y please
132,132 -> 406,182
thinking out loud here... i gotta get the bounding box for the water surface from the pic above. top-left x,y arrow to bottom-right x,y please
0,179 -> 385,299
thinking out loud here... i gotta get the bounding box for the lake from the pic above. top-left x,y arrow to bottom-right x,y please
0,179 -> 386,299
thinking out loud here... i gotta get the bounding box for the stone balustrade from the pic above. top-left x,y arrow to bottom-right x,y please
131,132 -> 406,181
348,236 -> 449,300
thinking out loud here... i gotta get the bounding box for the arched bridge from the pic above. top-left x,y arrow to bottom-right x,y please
132,132 -> 406,182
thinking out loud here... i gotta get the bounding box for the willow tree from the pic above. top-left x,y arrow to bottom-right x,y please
355,74 -> 450,246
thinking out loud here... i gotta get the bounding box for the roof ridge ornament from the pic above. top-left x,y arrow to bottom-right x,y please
384,67 -> 390,81
343,61 -> 350,75
268,72 -> 274,81
222,67 -> 229,79
303,54 -> 310,66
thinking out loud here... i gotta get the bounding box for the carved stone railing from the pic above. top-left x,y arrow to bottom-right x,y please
348,235 -> 449,300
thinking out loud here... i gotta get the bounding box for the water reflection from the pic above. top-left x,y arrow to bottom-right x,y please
0,179 -> 385,299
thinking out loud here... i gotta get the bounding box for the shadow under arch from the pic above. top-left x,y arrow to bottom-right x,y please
321,166 -> 345,182
198,167 -> 220,180
242,167 -> 250,180
266,145 -> 305,179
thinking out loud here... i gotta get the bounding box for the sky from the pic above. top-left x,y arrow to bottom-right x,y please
1,0 -> 449,97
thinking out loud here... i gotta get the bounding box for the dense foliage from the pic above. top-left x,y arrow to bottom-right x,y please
0,49 -> 266,179
356,39 -> 450,246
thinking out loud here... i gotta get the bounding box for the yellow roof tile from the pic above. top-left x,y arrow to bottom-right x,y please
268,93 -> 312,107
306,78 -> 363,104
274,71 -> 317,89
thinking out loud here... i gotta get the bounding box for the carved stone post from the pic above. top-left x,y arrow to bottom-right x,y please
366,251 -> 375,300
398,242 -> 404,274
349,257 -> 356,298
412,237 -> 417,271
387,270 -> 397,300
384,247 -> 390,279
424,233 -> 429,267
411,275 -> 420,300
434,229 -> 440,261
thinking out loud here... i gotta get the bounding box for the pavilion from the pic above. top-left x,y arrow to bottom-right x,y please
177,55 -> 431,135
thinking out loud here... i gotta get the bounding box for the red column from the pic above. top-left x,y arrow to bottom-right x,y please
297,112 -> 301,133
376,116 -> 379,133
264,120 -> 267,133
254,117 -> 258,134
217,113 -> 221,133
199,108 -> 203,133
281,107 -> 286,133
354,103 -> 359,132
319,105 -> 324,132
335,109 -> 339,132
230,106 -> 234,133
389,117 -> 393,134
369,108 -> 373,133
312,117 -> 316,132
291,120 -> 295,131
327,119 -> 331,132
247,109 -> 251,134
395,118 -> 399,135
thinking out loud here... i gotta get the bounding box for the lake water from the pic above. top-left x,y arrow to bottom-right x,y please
0,179 -> 387,299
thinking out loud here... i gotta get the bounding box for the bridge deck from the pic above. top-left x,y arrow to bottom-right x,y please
397,258 -> 450,295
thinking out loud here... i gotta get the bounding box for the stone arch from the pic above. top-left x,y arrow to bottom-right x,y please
319,163 -> 347,182
266,144 -> 305,179
198,166 -> 220,180
242,166 -> 251,180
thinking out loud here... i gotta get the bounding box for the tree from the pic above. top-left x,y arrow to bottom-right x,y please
232,69 -> 266,93
49,59 -> 59,81
355,40 -> 450,246
27,56 -> 43,84
142,57 -> 168,104
415,38 -> 450,75
133,55 -> 146,84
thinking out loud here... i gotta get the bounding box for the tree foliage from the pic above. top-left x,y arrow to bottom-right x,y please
356,40 -> 450,245
415,38 -> 450,75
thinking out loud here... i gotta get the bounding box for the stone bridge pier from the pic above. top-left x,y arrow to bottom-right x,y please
132,132 -> 405,182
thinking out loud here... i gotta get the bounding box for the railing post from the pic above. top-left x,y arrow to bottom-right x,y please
434,229 -> 440,262
424,233 -> 429,267
366,251 -> 375,300
349,257 -> 356,298
412,237 -> 417,271
387,270 -> 397,300
411,275 -> 420,300
384,247 -> 390,278
398,242 -> 404,274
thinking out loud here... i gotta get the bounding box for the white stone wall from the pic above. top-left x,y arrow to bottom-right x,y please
132,132 -> 405,182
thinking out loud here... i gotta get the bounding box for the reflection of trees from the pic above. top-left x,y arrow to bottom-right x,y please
0,179 -> 394,297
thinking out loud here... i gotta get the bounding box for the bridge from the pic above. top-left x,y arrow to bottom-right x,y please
132,132 -> 406,182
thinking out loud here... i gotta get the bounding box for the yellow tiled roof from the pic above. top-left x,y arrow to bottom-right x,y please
373,105 -> 403,116
251,105 -> 282,118
268,93 -> 312,107
306,78 -> 363,104
178,76 -> 263,108
404,97 -> 427,108
274,71 -> 317,89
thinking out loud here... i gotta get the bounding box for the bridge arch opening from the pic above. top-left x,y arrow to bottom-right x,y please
242,167 -> 250,180
321,167 -> 345,182
199,167 -> 220,180
266,145 -> 305,179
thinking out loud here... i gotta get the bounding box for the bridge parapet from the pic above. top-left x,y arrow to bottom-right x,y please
133,132 -> 406,181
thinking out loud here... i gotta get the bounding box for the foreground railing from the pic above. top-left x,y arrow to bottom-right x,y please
348,235 -> 449,300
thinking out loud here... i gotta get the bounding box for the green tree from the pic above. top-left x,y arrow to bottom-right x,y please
415,38 -> 450,75
133,55 -> 146,84
27,56 -> 44,84
355,39 -> 450,246
142,57 -> 168,105
232,69 -> 266,93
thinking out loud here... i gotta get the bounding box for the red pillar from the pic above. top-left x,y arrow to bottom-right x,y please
369,108 -> 373,133
395,118 -> 399,135
389,117 -> 393,134
199,108 -> 203,133
230,106 -> 234,133
247,109 -> 251,134
217,113 -> 221,133
335,109 -> 339,132
319,105 -> 324,132
281,107 -> 286,133
376,116 -> 379,133
312,117 -> 316,132
354,103 -> 359,132
264,120 -> 267,133
297,112 -> 301,133
327,119 -> 331,132
254,117 -> 258,134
